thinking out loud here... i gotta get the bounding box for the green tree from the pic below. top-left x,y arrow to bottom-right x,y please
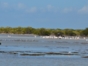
82,28 -> 88,36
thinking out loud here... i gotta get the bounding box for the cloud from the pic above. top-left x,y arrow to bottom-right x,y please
40,4 -> 55,12
26,7 -> 37,13
1,2 -> 9,8
47,5 -> 53,10
63,8 -> 73,13
47,5 -> 58,12
40,4 -> 59,13
18,3 -> 26,9
0,2 -> 37,13
78,6 -> 88,14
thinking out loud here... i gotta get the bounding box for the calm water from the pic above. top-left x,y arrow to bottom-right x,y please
0,34 -> 88,66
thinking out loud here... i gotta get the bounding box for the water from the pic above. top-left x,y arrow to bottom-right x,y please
0,34 -> 88,66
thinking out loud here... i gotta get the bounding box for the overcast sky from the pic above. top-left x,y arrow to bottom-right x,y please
0,0 -> 88,29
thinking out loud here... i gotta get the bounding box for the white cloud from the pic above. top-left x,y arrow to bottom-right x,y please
63,8 -> 73,13
18,3 -> 26,9
41,4 -> 59,13
39,5 -> 53,13
46,5 -> 55,12
78,6 -> 88,13
1,2 -> 9,8
26,7 -> 37,13
47,5 -> 53,10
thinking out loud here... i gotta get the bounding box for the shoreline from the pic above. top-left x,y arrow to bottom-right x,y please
0,33 -> 87,40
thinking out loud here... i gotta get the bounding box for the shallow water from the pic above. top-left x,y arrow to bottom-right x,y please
0,34 -> 88,66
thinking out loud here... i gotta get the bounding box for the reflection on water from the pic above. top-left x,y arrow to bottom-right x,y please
0,34 -> 88,66
0,46 -> 88,58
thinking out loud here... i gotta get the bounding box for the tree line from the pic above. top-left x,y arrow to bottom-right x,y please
0,27 -> 88,36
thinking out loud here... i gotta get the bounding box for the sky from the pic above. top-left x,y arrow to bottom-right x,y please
0,0 -> 88,29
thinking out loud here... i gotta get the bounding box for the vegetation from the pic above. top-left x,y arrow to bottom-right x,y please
0,27 -> 88,36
